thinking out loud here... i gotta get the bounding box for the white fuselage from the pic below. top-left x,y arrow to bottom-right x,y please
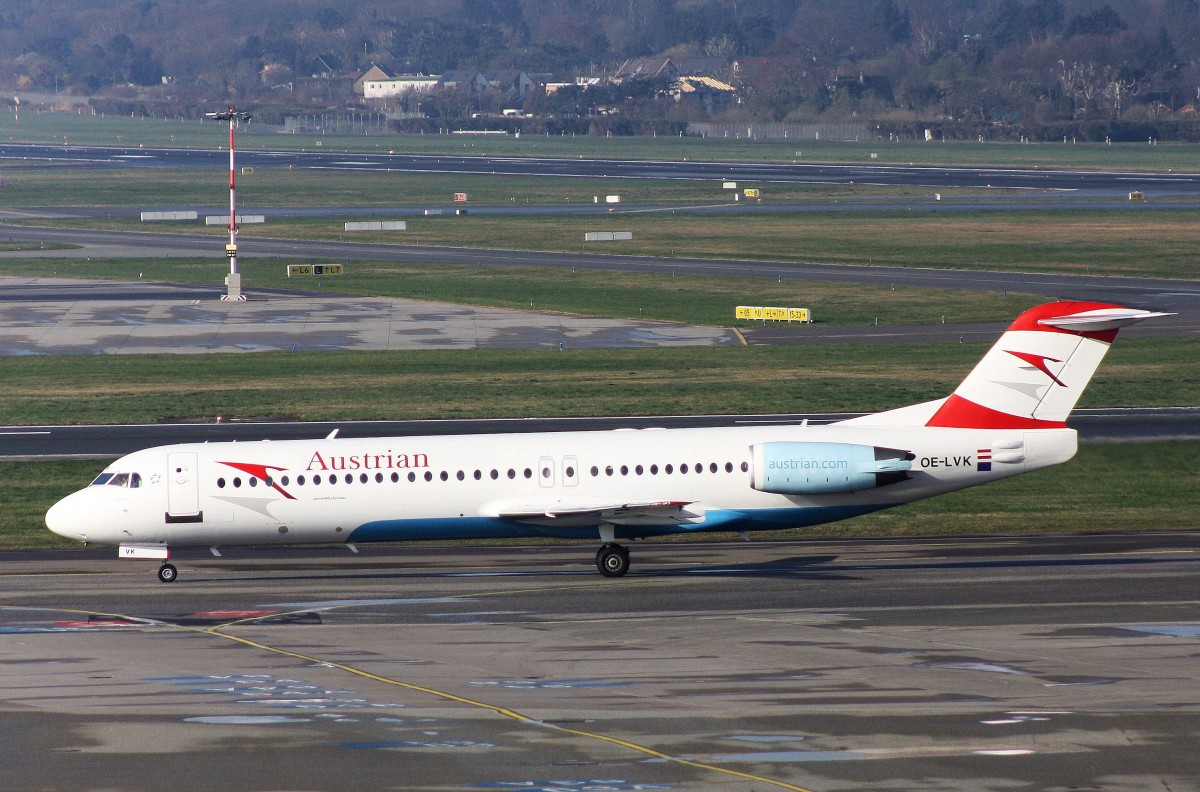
46,421 -> 1077,551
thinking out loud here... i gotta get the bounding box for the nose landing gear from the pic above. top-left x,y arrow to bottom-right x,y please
157,563 -> 178,583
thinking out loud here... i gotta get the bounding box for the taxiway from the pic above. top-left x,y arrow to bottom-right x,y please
2,533 -> 1198,791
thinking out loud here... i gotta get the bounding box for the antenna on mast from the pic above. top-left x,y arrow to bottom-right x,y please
205,106 -> 252,301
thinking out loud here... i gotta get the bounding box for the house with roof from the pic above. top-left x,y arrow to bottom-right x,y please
673,76 -> 738,113
673,57 -> 733,78
362,73 -> 440,100
486,70 -> 536,100
613,55 -> 734,83
612,56 -> 678,82
438,70 -> 492,93
354,64 -> 391,96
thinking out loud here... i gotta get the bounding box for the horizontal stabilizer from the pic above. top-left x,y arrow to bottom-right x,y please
1037,307 -> 1173,333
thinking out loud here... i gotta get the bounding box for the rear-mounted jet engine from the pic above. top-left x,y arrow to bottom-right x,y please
750,442 -> 914,495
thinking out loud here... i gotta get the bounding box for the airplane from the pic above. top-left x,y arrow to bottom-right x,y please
46,300 -> 1166,583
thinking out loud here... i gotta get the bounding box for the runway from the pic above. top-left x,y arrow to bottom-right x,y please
2,533 -> 1198,791
5,141 -> 1200,195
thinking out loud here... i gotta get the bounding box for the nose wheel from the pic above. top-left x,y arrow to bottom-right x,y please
157,563 -> 178,583
595,543 -> 630,577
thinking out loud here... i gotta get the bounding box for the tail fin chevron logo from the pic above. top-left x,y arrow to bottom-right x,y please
1005,350 -> 1066,387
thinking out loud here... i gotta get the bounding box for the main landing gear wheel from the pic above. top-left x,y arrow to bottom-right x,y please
157,563 -> 178,583
596,543 -> 630,577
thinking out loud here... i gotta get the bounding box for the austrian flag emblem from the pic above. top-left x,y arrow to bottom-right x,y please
977,449 -> 992,472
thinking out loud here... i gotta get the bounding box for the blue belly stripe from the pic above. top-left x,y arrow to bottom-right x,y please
347,504 -> 894,544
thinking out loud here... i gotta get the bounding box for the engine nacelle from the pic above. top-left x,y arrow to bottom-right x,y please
750,442 -> 913,496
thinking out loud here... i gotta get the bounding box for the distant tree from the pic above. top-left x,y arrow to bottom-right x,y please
989,0 -> 1064,47
1065,5 -> 1126,39
873,0 -> 911,44
314,8 -> 346,31
29,34 -> 71,63
130,48 -> 163,86
734,15 -> 777,55
462,0 -> 523,26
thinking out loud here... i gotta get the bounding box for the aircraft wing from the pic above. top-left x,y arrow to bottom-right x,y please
480,497 -> 705,527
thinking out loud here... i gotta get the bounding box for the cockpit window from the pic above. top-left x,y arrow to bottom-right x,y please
90,472 -> 142,488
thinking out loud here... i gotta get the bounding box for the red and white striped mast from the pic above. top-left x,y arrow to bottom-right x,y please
205,106 -> 252,301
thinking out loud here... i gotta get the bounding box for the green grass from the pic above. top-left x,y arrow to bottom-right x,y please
0,165 -> 954,209
0,254 -> 1047,328
255,209 -> 1200,279
840,440 -> 1200,538
0,338 -> 1191,426
5,111 -> 1200,171
10,441 -> 1198,550
0,460 -> 89,549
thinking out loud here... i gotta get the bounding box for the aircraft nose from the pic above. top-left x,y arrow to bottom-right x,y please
46,491 -> 88,542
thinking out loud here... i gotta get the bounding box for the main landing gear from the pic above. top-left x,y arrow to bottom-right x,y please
157,563 -> 178,583
595,543 -> 630,577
